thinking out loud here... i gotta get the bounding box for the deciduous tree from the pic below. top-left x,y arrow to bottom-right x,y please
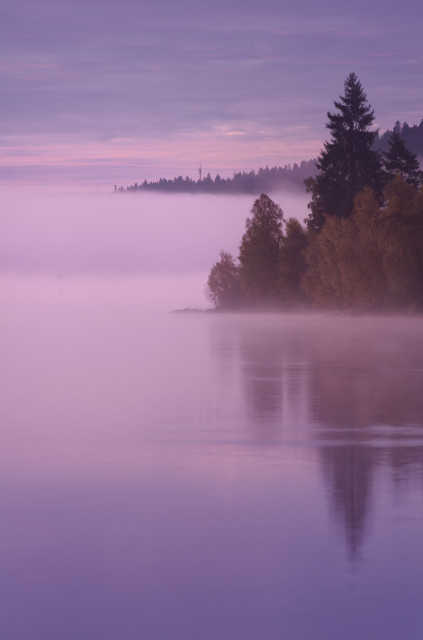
301,178 -> 423,311
278,218 -> 309,306
378,177 -> 423,308
238,194 -> 284,306
207,251 -> 242,309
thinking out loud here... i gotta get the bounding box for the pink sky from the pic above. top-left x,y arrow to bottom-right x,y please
1,0 -> 422,187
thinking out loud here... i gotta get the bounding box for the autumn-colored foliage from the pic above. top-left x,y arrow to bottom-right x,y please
206,72 -> 423,313
278,218 -> 309,306
302,177 -> 423,311
207,178 -> 423,312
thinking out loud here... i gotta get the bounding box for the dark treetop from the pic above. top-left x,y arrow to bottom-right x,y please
305,73 -> 384,232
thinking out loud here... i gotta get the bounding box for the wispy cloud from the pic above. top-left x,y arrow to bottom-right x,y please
1,0 -> 422,185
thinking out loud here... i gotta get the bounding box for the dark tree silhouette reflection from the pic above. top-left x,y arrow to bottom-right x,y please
210,314 -> 423,560
321,445 -> 373,561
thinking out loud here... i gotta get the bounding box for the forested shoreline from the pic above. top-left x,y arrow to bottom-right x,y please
116,160 -> 317,195
116,114 -> 422,197
207,74 -> 423,313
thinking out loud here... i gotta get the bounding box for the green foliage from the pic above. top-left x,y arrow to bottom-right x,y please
306,73 -> 384,232
207,251 -> 242,309
238,194 -> 284,306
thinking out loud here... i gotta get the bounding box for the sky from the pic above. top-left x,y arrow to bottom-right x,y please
1,0 -> 422,188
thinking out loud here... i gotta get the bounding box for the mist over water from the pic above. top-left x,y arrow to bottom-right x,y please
1,188 -> 309,309
2,190 -> 423,639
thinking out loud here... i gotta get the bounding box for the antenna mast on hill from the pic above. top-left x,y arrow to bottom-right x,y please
198,162 -> 202,181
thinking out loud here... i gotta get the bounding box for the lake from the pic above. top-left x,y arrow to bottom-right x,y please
1,191 -> 423,639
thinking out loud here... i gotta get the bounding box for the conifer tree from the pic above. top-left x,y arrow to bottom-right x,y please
383,131 -> 423,188
306,73 -> 384,232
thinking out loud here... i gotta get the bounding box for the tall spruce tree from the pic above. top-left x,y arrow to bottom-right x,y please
306,73 -> 384,232
383,131 -> 423,188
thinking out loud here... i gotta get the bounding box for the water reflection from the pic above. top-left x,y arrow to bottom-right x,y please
321,444 -> 373,560
241,331 -> 285,429
210,314 -> 423,557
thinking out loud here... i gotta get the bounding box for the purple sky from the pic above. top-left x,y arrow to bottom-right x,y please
1,0 -> 422,187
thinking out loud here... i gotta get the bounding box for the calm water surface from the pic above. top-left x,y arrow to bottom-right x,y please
1,277 -> 423,639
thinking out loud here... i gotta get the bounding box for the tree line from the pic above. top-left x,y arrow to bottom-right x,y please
116,117 -> 422,198
374,119 -> 423,156
207,73 -> 423,312
116,160 -> 317,195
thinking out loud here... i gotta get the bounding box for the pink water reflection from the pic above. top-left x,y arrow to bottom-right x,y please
2,274 -> 423,639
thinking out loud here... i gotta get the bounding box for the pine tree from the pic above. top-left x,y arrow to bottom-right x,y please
306,73 -> 384,232
383,131 -> 423,188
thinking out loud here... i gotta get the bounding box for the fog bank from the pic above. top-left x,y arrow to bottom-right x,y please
2,189 -> 309,309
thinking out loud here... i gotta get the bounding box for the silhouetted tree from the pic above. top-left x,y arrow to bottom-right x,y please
238,194 -> 284,306
374,118 -> 423,156
306,73 -> 384,232
383,131 -> 423,188
278,218 -> 309,306
119,161 -> 317,195
207,251 -> 242,309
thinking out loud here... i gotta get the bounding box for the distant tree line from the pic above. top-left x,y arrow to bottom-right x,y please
207,74 -> 423,313
115,119 -> 423,198
115,160 -> 317,195
374,119 -> 423,156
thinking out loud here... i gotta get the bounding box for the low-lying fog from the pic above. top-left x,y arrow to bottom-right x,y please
3,188 -> 423,640
1,188 -> 309,310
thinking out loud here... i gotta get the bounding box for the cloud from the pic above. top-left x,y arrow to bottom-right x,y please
1,0 -> 422,185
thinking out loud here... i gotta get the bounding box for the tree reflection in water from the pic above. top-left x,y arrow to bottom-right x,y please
210,313 -> 423,559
